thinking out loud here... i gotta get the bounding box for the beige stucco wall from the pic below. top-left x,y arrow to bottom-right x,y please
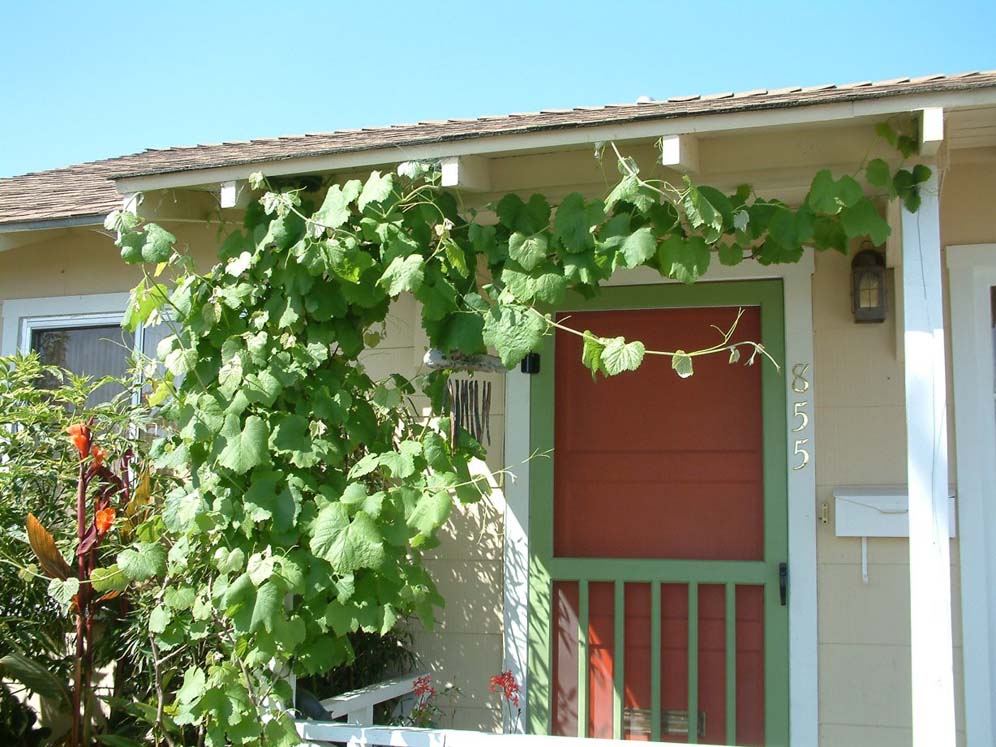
1,134 -> 994,741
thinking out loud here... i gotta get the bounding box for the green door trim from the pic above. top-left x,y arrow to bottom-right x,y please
526,279 -> 789,745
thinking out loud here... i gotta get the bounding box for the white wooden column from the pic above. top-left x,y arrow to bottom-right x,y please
901,172 -> 957,747
503,368 -> 531,733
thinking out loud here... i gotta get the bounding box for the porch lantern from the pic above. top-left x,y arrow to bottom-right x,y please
851,245 -> 887,323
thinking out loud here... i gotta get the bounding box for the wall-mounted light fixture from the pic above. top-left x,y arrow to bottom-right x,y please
851,244 -> 887,323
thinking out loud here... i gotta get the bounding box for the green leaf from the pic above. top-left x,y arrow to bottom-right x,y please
164,587 -> 197,610
912,163 -> 932,184
408,491 -> 452,537
581,332 -> 606,379
163,490 -> 204,533
46,577 -> 78,609
617,226 -> 656,269
482,305 -> 548,368
379,254 -> 425,295
496,193 -> 551,234
218,415 -> 270,474
251,580 -> 283,633
358,171 -> 394,211
149,605 -> 172,634
605,174 -> 657,213
865,158 -> 892,190
501,266 -> 568,305
718,242 -> 744,266
176,666 -> 206,706
835,175 -> 864,208
554,193 -> 604,252
657,235 -> 711,284
807,170 -> 839,215
247,550 -> 276,586
313,180 -> 362,229
672,351 -> 694,378
683,184 -> 723,242
840,200 -> 891,246
141,224 -> 177,263
0,653 -> 70,704
90,565 -> 129,593
875,121 -> 898,147
601,337 -> 645,375
118,542 -> 167,581
270,414 -> 319,468
508,232 -> 548,271
379,440 -> 421,479
310,505 -> 385,572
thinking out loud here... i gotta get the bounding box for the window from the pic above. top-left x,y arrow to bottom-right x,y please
1,293 -> 169,406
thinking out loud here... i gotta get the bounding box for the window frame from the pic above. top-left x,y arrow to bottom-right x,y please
0,292 -> 163,404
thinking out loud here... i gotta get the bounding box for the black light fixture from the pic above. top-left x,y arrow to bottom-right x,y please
851,244 -> 888,323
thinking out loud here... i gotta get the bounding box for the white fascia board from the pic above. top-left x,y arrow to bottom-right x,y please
112,88 -> 996,195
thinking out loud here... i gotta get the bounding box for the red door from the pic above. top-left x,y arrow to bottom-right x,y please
529,284 -> 789,746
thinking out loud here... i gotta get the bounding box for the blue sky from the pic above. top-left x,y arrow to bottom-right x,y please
2,1 -> 993,177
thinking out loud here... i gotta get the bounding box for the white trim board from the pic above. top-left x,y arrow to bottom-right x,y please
947,243 -> 996,747
502,254 -> 818,745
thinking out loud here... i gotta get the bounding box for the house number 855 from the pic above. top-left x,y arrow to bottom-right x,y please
791,364 -> 810,471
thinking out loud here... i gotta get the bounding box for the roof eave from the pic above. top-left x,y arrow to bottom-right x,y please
0,213 -> 108,233
111,83 -> 996,194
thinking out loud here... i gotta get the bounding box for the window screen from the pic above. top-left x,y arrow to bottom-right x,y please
31,325 -> 136,405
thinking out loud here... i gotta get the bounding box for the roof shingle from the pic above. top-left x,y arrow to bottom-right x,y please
2,70 -> 995,228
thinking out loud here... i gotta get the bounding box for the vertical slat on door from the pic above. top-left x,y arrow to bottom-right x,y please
725,583 -> 737,745
578,580 -> 589,739
613,581 -> 625,739
651,581 -> 662,742
688,583 -> 699,744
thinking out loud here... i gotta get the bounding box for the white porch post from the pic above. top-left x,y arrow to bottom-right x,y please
901,172 -> 957,747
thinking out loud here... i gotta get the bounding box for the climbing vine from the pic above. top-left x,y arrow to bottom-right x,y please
107,124 -> 929,745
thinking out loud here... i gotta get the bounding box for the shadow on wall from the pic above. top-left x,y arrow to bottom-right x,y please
410,457 -> 508,731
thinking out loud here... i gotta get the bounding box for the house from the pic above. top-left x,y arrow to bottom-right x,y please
2,70 -> 996,747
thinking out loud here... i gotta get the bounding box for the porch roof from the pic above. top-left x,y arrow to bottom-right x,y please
1,69 -> 995,228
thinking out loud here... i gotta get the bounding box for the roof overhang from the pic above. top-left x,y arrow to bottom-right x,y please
113,86 -> 996,195
0,213 -> 106,233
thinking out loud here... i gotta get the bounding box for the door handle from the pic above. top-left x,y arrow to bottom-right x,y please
779,562 -> 788,606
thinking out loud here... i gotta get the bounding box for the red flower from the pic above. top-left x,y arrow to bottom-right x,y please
90,445 -> 107,469
66,424 -> 90,459
413,675 -> 435,700
95,507 -> 116,537
488,670 -> 520,708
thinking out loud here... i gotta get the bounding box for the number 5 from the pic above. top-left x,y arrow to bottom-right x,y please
792,401 -> 809,432
793,439 -> 810,470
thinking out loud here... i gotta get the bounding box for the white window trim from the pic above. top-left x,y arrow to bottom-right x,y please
1,292 -> 133,358
947,243 -> 996,747
0,291 -> 169,408
503,254 -> 818,745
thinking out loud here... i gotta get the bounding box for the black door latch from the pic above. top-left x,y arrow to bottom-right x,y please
779,562 -> 789,606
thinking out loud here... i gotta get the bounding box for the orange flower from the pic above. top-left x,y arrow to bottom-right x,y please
95,507 -> 116,536
90,445 -> 107,469
66,424 -> 90,459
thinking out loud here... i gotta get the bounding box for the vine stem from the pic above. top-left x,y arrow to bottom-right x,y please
150,634 -> 179,747
529,306 -> 779,369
